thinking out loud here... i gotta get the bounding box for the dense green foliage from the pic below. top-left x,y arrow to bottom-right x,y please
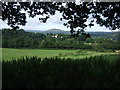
2,29 -> 45,48
2,29 -> 91,49
2,29 -> 120,50
3,54 -> 120,88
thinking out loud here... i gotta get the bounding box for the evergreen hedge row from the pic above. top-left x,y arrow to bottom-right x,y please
2,55 -> 120,88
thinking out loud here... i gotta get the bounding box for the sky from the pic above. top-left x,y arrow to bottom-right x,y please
0,5 -> 118,32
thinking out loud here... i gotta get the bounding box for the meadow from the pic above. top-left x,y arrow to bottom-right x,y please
2,48 -> 119,61
2,48 -> 76,60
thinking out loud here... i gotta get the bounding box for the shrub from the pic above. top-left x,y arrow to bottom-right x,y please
2,55 -> 120,88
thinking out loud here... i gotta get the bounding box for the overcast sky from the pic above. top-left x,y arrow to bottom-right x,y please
0,10 -> 116,32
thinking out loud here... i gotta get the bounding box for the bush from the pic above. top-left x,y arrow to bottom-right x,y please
2,55 -> 120,88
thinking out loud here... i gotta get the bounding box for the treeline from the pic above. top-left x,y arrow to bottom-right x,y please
3,54 -> 120,88
2,29 -> 45,48
89,32 -> 120,41
2,29 -> 120,50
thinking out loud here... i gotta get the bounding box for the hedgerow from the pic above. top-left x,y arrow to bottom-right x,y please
2,54 -> 120,88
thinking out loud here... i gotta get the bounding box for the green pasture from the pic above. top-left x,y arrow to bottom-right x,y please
2,48 -> 76,61
2,48 -> 119,61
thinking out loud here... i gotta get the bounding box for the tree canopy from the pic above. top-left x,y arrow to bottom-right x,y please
2,28 -> 120,50
1,2 -> 120,36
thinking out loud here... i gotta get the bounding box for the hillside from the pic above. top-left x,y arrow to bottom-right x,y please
26,29 -> 120,40
2,28 -> 120,50
44,29 -> 70,34
26,29 -> 70,34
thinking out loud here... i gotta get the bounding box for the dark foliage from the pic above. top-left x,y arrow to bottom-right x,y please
2,2 -> 120,37
2,54 -> 120,88
2,29 -> 93,49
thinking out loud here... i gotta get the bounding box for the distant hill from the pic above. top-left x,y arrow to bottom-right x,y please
89,31 -> 120,38
26,28 -> 70,34
44,29 -> 70,34
26,29 -> 120,40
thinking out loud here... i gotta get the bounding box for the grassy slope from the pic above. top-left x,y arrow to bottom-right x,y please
2,48 -> 119,61
2,48 -> 76,61
64,51 -> 118,59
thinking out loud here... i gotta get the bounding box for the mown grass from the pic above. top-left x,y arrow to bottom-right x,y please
2,48 -> 119,61
2,48 -> 76,61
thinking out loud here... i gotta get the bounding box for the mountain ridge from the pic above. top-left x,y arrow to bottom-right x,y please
26,28 -> 120,34
25,28 -> 120,40
26,28 -> 70,34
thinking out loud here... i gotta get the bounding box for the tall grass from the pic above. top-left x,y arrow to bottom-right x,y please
2,54 -> 120,88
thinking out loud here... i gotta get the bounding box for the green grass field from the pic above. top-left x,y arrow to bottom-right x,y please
2,48 -> 119,61
2,48 -> 76,61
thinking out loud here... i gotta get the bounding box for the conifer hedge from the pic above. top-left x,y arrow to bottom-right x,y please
2,55 -> 120,88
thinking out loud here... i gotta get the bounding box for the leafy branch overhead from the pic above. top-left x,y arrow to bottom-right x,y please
2,2 -> 120,35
